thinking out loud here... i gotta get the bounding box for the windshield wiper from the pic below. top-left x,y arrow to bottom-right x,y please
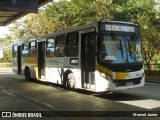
111,33 -> 124,59
127,39 -> 132,58
119,39 -> 124,59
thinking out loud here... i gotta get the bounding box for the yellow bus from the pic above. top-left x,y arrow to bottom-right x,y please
12,21 -> 145,92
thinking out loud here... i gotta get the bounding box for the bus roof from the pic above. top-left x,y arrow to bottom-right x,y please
12,21 -> 138,45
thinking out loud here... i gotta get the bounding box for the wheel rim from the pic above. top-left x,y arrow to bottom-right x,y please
67,73 -> 75,89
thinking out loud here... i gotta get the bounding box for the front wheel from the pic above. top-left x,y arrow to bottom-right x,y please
67,73 -> 76,90
25,68 -> 31,81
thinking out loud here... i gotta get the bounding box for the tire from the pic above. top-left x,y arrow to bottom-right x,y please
67,72 -> 76,90
25,68 -> 31,81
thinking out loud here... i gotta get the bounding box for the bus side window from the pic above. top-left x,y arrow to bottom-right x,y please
55,35 -> 65,57
12,45 -> 18,57
22,43 -> 29,57
30,41 -> 37,50
46,37 -> 55,57
66,33 -> 79,57
28,41 -> 37,57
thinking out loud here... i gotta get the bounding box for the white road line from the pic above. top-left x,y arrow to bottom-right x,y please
2,90 -> 15,97
9,89 -> 58,110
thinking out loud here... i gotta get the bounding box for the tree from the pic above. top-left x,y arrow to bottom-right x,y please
110,0 -> 160,74
0,36 -> 12,65
46,0 -> 113,27
6,0 -> 160,74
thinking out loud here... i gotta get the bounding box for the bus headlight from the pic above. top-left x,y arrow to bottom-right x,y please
141,72 -> 145,79
100,72 -> 113,81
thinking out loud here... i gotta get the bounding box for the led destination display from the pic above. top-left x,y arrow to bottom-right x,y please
100,23 -> 136,32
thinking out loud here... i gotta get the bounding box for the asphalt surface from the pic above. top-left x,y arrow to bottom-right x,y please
0,68 -> 159,120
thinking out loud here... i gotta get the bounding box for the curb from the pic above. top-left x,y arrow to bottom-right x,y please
146,80 -> 160,84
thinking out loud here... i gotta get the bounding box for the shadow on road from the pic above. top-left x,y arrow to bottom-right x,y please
92,92 -> 143,101
26,78 -> 150,102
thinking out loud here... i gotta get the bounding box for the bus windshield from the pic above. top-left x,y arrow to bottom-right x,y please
99,34 -> 143,64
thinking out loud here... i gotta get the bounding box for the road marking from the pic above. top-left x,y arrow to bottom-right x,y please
2,90 -> 15,97
9,89 -> 58,110
40,90 -> 60,96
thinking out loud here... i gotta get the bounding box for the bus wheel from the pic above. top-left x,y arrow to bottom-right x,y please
67,73 -> 75,90
25,68 -> 31,81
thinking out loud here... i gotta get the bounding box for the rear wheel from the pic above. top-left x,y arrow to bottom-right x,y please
67,72 -> 76,90
25,68 -> 31,81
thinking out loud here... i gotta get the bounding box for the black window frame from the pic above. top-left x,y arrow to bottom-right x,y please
46,37 -> 56,57
12,45 -> 18,57
22,43 -> 29,50
21,43 -> 29,57
13,45 -> 18,52
55,35 -> 65,57
66,32 -> 79,57
29,41 -> 37,50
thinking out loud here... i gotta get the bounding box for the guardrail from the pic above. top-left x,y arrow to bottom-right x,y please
0,62 -> 12,68
144,64 -> 160,70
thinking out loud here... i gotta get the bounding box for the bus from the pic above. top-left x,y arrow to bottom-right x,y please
12,21 -> 145,92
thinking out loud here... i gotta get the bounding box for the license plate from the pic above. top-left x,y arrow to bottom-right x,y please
126,82 -> 133,86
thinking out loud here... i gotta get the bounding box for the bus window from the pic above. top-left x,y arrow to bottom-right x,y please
22,43 -> 29,57
12,45 -> 17,57
30,41 -> 37,49
66,33 -> 79,57
46,37 -> 55,57
22,43 -> 29,50
55,35 -> 65,57
13,45 -> 18,51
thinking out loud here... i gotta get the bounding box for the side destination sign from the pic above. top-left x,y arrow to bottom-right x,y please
105,24 -> 135,32
101,24 -> 135,32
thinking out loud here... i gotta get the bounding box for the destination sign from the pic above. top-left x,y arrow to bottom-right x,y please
101,24 -> 136,32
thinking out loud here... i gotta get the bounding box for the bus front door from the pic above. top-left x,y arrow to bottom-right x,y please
81,32 -> 96,90
38,41 -> 45,79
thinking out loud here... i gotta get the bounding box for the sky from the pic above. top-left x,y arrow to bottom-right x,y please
0,26 -> 10,38
0,0 -> 71,38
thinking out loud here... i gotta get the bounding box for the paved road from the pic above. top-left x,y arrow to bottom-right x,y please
0,68 -> 159,120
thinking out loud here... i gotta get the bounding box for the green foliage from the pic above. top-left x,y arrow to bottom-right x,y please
0,37 -> 12,63
2,0 -> 159,70
46,0 -> 112,28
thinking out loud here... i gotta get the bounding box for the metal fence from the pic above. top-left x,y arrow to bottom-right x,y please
144,64 -> 160,70
144,64 -> 160,76
0,62 -> 12,68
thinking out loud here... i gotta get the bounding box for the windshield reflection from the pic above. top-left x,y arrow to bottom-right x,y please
99,34 -> 143,64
